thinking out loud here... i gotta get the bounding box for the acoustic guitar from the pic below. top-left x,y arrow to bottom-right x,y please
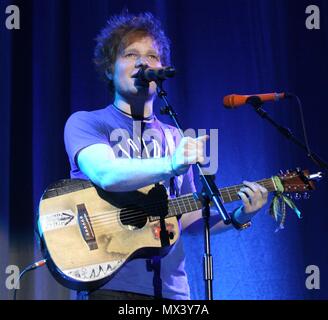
37,169 -> 320,291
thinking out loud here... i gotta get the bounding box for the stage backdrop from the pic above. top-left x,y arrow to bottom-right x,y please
1,0 -> 327,300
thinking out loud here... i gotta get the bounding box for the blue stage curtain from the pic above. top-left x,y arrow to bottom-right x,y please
1,0 -> 327,299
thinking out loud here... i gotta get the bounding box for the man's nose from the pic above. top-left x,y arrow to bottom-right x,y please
135,56 -> 149,68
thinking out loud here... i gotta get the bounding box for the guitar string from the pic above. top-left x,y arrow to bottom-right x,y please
91,198 -> 202,232
90,186 -> 265,227
92,214 -> 174,233
88,180 -> 274,223
89,184 -> 277,233
88,181 -> 275,226
90,196 -> 200,227
90,195 -> 200,232
89,194 -> 198,223
87,181 -> 275,229
89,180 -> 274,220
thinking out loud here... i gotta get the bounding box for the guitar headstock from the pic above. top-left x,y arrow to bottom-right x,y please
278,168 -> 322,193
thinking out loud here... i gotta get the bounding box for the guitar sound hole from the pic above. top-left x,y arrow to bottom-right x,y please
120,206 -> 147,230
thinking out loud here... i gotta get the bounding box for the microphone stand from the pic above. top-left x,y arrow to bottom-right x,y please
247,96 -> 328,171
156,80 -> 232,300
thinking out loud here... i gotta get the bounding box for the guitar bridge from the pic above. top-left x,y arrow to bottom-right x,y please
77,203 -> 98,250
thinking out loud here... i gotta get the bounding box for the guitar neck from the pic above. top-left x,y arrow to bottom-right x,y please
149,177 -> 277,222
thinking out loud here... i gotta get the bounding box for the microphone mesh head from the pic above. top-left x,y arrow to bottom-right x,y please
164,67 -> 176,78
223,94 -> 235,108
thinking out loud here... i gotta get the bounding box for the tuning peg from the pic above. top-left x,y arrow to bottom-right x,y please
303,192 -> 310,200
296,167 -> 301,173
279,169 -> 284,175
308,172 -> 323,181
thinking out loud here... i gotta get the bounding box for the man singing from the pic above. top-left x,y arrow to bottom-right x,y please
64,12 -> 268,300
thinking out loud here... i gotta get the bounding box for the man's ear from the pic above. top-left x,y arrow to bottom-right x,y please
105,69 -> 113,80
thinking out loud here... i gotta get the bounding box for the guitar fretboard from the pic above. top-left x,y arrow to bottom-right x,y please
149,177 -> 277,222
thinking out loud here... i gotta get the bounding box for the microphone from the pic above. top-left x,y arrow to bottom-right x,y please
132,66 -> 176,82
223,92 -> 291,108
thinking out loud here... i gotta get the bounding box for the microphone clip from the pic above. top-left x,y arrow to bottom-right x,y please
245,95 -> 264,108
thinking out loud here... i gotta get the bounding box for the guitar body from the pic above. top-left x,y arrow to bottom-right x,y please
37,179 -> 180,291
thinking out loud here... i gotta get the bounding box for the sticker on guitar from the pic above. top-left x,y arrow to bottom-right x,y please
151,222 -> 175,240
39,210 -> 76,232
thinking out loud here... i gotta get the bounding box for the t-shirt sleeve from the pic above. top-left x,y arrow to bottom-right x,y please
64,111 -> 109,167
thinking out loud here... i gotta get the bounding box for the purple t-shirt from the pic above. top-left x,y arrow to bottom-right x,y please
64,105 -> 196,300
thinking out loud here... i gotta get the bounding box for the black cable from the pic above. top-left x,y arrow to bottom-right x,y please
290,93 -> 312,156
250,92 -> 327,171
13,259 -> 47,300
290,92 -> 327,171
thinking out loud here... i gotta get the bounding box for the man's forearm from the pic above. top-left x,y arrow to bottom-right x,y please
181,209 -> 234,234
96,157 -> 174,192
210,219 -> 234,234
